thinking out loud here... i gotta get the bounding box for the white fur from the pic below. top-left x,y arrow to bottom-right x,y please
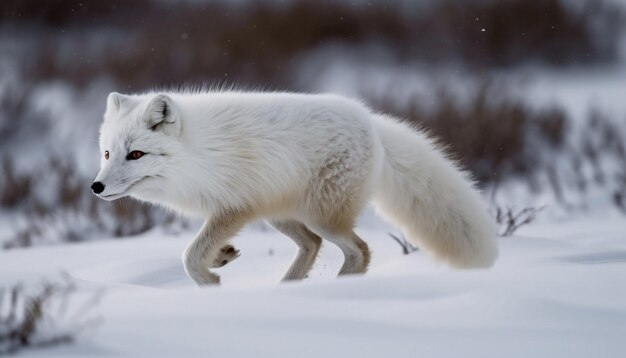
94,90 -> 497,285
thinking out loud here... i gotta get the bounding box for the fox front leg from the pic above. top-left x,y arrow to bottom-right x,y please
182,211 -> 248,285
210,245 -> 241,268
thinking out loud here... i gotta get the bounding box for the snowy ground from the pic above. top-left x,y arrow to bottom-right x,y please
1,211 -> 625,357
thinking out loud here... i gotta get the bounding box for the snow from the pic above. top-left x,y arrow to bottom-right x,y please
2,212 -> 625,357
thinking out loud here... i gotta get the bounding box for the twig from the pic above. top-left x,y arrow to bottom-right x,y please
494,206 -> 544,236
388,233 -> 419,255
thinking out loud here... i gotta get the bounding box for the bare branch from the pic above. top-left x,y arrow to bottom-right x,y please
494,206 -> 544,237
388,233 -> 419,255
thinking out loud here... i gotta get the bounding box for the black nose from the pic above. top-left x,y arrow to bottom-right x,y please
91,182 -> 105,194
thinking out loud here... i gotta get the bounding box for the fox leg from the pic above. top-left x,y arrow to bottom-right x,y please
182,211 -> 248,286
313,227 -> 370,276
335,231 -> 370,275
270,220 -> 322,281
209,245 -> 241,268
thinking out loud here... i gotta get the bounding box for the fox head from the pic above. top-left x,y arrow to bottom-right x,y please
92,92 -> 183,202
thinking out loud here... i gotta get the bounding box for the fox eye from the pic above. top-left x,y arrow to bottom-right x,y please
126,150 -> 145,160
104,151 -> 109,160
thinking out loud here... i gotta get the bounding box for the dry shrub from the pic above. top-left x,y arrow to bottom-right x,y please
572,110 -> 626,211
493,206 -> 544,236
0,158 -> 32,208
3,201 -> 158,249
0,276 -> 102,355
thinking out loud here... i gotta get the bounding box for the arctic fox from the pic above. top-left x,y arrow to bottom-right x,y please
92,91 -> 497,285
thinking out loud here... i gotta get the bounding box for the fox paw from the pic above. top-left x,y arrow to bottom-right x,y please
211,245 -> 240,268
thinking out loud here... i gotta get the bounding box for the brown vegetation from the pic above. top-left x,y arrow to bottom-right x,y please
0,276 -> 101,355
1,0 -> 620,89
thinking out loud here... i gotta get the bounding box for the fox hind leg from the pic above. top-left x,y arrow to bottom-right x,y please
312,226 -> 370,276
270,220 -> 322,281
307,194 -> 371,276
333,231 -> 370,275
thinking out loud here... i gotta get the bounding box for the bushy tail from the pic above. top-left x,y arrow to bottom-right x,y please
372,114 -> 497,268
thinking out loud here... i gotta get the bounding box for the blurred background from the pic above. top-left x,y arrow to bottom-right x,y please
1,0 -> 625,248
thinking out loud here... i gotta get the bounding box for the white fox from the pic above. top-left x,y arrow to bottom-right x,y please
93,91 -> 497,285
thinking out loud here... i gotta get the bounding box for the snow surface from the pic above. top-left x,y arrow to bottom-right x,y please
1,213 -> 625,357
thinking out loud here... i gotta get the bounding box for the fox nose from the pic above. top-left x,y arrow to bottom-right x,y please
91,182 -> 105,194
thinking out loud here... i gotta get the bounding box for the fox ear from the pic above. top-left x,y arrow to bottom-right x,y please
144,94 -> 181,136
106,92 -> 130,114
